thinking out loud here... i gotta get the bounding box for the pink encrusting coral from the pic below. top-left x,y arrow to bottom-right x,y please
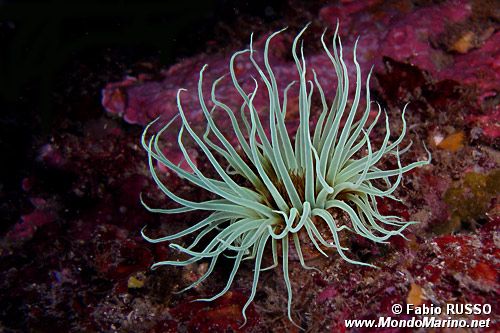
102,0 -> 498,137
102,35 -> 352,126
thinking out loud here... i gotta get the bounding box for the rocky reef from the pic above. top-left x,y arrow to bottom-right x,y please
1,0 -> 498,332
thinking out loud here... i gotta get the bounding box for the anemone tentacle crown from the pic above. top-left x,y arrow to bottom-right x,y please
141,23 -> 431,326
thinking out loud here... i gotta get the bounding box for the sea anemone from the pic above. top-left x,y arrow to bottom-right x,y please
141,23 -> 431,326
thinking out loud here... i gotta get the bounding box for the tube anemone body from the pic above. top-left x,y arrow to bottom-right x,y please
141,23 -> 431,327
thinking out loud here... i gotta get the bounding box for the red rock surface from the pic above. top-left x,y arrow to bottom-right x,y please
102,0 -> 498,140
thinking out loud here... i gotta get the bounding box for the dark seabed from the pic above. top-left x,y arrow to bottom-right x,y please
1,0 -> 498,332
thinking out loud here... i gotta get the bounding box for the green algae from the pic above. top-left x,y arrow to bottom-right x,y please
443,169 -> 500,231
